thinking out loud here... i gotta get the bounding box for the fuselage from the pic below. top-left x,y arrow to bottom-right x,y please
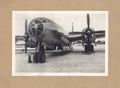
27,17 -> 70,48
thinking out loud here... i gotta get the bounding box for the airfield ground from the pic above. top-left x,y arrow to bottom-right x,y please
14,44 -> 106,75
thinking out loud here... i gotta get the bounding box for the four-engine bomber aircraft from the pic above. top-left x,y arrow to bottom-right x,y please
16,14 -> 105,63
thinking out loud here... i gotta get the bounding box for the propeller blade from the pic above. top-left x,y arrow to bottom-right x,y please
87,13 -> 90,29
72,22 -> 74,32
25,19 -> 28,53
93,30 -> 105,33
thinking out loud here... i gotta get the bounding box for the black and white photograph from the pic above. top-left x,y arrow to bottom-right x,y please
12,11 -> 108,76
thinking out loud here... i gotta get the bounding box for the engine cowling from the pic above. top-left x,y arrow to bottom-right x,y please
82,27 -> 96,44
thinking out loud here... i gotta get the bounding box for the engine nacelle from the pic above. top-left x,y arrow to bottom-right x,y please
82,27 -> 96,44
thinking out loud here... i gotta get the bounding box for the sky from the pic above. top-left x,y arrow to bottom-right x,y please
12,11 -> 108,35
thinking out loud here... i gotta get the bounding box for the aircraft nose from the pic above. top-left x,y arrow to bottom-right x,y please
29,20 -> 44,37
28,38 -> 38,47
37,23 -> 43,35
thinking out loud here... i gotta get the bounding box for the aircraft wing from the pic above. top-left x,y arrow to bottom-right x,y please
95,40 -> 105,45
66,34 -> 82,42
69,30 -> 105,39
94,30 -> 105,38
69,31 -> 83,35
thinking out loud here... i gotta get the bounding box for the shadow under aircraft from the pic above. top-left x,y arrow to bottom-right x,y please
15,14 -> 105,63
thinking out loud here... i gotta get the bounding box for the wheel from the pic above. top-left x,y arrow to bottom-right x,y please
85,44 -> 94,53
85,45 -> 89,52
57,45 -> 63,50
33,53 -> 38,63
90,45 -> 94,52
37,52 -> 46,63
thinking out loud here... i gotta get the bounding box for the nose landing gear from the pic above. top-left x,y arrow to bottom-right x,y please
33,51 -> 46,63
28,42 -> 46,63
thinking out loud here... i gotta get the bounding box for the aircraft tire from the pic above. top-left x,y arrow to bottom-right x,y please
33,53 -> 38,63
58,45 -> 63,50
38,52 -> 46,63
85,45 -> 89,52
90,45 -> 94,52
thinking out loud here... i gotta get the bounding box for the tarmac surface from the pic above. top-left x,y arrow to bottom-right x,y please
14,44 -> 105,75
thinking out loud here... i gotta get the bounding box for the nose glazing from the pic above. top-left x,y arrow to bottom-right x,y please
29,19 -> 43,37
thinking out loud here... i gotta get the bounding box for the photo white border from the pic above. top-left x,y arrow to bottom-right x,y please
12,11 -> 108,76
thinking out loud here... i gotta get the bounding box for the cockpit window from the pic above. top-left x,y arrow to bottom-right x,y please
34,20 -> 41,24
28,29 -> 33,36
28,18 -> 44,37
42,19 -> 47,23
37,30 -> 42,36
37,24 -> 43,32
29,24 -> 43,37
31,28 -> 36,35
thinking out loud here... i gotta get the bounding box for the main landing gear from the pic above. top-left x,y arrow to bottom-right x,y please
84,44 -> 94,53
28,42 -> 46,63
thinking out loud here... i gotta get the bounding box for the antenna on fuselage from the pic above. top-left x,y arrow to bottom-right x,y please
87,13 -> 90,29
72,22 -> 74,32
